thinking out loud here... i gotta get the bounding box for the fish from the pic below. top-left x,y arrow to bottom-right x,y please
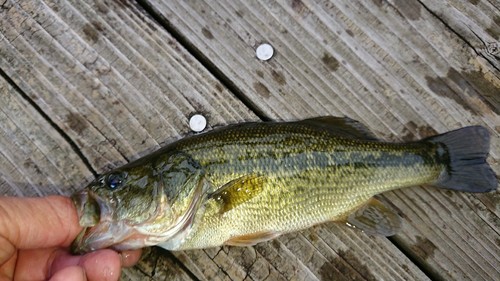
70,116 -> 497,253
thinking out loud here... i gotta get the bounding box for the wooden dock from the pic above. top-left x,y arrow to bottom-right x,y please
1,0 -> 498,280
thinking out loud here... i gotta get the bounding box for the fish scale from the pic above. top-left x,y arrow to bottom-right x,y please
171,123 -> 443,249
70,117 -> 496,253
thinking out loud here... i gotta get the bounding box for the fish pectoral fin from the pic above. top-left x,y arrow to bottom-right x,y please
209,174 -> 266,214
345,198 -> 401,236
298,116 -> 379,141
224,231 -> 281,246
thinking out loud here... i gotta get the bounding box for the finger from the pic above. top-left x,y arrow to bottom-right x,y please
49,265 -> 86,281
49,249 -> 122,281
14,248 -> 70,280
0,246 -> 16,280
120,249 -> 142,267
78,250 -> 122,281
16,248 -> 122,281
0,196 -> 82,249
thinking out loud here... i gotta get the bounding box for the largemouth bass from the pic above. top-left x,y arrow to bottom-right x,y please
71,117 -> 497,253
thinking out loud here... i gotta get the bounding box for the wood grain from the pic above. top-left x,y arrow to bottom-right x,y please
0,74 -> 92,197
418,0 -> 500,71
142,0 -> 499,280
0,0 -> 251,279
0,0 -> 498,280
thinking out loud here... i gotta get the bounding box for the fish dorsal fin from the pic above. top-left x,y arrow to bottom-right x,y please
209,175 -> 265,214
346,198 -> 401,236
225,231 -> 281,246
298,116 -> 379,141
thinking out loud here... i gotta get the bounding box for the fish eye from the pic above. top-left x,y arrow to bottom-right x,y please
106,172 -> 126,190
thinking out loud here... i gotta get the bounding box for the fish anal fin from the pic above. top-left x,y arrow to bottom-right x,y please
298,116 -> 379,141
345,198 -> 401,236
225,231 -> 280,246
210,175 -> 265,214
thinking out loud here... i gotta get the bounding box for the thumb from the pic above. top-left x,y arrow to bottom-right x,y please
0,196 -> 82,249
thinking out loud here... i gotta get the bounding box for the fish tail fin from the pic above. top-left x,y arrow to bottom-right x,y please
427,126 -> 497,193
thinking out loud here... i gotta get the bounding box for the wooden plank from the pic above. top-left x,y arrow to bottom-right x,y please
0,0 -> 254,173
0,0 -> 427,280
125,248 -> 194,281
413,0 -> 500,115
0,75 -> 92,197
418,0 -> 500,72
0,0 -> 206,278
141,0 -> 500,280
0,0 -> 253,280
1,0 -> 498,280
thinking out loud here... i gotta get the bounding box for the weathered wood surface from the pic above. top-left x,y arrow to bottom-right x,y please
0,0 -> 498,280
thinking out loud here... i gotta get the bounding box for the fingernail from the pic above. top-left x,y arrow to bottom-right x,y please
120,252 -> 129,265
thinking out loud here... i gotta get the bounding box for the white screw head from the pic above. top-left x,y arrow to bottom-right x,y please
189,114 -> 207,132
256,43 -> 274,61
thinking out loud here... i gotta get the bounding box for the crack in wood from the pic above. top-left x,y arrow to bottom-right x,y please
157,248 -> 200,281
0,67 -> 98,178
388,236 -> 441,281
135,0 -> 272,122
415,0 -> 500,73
2,0 -> 498,280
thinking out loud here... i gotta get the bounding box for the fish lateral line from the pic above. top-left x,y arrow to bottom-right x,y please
69,117 -> 497,252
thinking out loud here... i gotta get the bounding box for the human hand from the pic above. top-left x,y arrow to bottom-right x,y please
0,196 -> 142,281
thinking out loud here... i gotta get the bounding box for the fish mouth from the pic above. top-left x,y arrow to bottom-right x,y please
71,190 -> 136,254
70,190 -> 110,254
72,190 -> 100,227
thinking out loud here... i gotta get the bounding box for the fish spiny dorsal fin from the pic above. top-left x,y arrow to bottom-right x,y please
297,116 -> 379,141
346,198 -> 401,236
209,174 -> 266,214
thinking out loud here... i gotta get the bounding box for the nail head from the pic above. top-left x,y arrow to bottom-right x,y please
189,114 -> 207,132
256,43 -> 274,61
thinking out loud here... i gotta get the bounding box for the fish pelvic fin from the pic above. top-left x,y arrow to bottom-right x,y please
209,174 -> 266,214
224,231 -> 281,246
427,126 -> 497,193
345,198 -> 401,236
